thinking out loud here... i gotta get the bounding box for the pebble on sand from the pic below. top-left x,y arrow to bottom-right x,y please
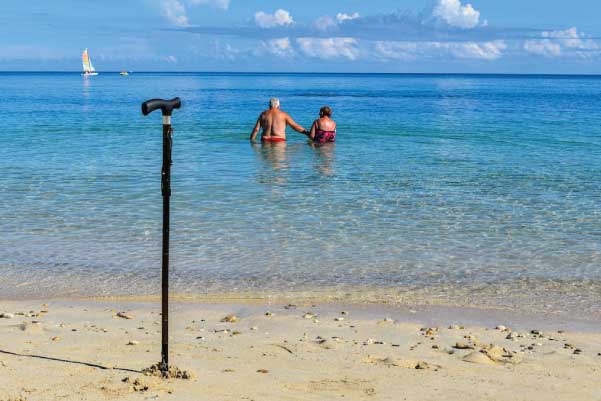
220,315 -> 239,323
127,340 -> 139,346
142,363 -> 194,379
0,313 -> 15,319
257,369 -> 269,374
303,313 -> 316,319
116,312 -> 133,320
421,328 -> 438,336
415,361 -> 434,370
122,377 -> 149,392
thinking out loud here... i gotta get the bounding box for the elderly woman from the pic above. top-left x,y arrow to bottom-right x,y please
309,106 -> 336,143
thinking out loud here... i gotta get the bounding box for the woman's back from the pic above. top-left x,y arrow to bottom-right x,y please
316,116 -> 336,132
311,106 -> 337,143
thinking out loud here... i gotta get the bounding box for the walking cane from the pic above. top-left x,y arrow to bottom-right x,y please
141,97 -> 182,375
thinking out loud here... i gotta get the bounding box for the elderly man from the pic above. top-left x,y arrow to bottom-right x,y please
250,98 -> 308,142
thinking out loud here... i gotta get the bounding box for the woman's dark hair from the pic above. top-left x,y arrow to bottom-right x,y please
320,106 -> 333,117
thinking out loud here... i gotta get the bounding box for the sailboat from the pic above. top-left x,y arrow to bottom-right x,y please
81,49 -> 99,76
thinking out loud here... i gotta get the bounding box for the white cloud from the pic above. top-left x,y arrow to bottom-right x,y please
524,39 -> 561,57
449,40 -> 506,60
160,0 -> 189,26
188,0 -> 230,10
165,55 -> 178,63
336,12 -> 360,23
262,37 -> 294,57
524,28 -> 599,58
255,9 -> 294,28
211,40 -> 240,60
296,37 -> 360,60
374,42 -> 419,61
433,0 -> 481,29
314,15 -> 338,31
375,40 -> 506,61
158,0 -> 230,27
314,12 -> 360,32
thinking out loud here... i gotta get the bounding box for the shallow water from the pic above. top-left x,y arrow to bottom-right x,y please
1,72 -> 600,316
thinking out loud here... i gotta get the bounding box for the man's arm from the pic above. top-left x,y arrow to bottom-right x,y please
285,114 -> 307,135
250,115 -> 262,141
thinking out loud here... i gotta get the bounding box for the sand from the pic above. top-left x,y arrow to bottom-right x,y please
1,299 -> 600,401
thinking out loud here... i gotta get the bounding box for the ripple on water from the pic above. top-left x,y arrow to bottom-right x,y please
1,73 -> 600,317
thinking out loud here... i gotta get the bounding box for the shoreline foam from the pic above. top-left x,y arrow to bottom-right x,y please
2,277 -> 600,322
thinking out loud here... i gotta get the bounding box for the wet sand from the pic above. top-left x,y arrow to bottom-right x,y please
1,299 -> 600,401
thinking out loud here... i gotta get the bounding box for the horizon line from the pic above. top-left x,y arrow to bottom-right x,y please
1,70 -> 601,77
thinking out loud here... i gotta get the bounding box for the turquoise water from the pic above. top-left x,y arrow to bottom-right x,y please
1,72 -> 600,315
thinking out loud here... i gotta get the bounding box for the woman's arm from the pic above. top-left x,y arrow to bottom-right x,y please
309,120 -> 317,140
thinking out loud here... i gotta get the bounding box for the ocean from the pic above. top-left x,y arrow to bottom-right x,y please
1,72 -> 600,318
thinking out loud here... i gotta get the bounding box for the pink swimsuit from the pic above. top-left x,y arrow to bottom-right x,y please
314,129 -> 336,144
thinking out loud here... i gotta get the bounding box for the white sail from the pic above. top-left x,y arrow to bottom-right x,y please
82,49 -> 90,72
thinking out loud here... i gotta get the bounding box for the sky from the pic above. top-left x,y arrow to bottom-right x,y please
1,0 -> 601,73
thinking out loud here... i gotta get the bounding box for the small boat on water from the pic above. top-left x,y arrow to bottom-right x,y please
81,49 -> 98,77
120,71 -> 129,76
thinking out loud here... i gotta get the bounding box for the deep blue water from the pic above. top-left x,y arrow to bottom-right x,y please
1,72 -> 600,313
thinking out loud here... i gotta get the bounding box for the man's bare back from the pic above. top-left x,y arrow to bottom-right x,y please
250,98 -> 307,142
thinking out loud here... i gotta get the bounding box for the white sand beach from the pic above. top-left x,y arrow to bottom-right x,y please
1,299 -> 600,401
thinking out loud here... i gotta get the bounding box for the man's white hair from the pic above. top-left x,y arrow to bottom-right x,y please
269,97 -> 280,109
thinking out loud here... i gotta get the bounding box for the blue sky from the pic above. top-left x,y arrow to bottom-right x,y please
1,0 -> 601,73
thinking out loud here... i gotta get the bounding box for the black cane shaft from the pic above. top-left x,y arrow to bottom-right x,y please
141,97 -> 181,375
161,123 -> 173,370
